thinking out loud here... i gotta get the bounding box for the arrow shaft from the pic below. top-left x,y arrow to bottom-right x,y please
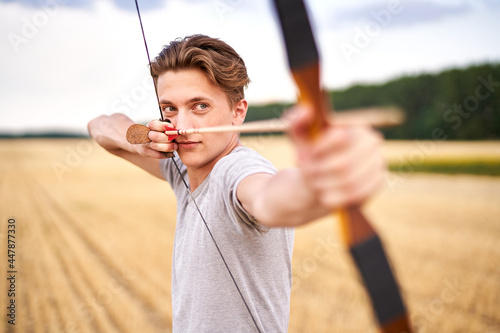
164,119 -> 288,136
164,108 -> 403,136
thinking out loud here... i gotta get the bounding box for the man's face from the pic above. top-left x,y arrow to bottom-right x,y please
157,68 -> 244,170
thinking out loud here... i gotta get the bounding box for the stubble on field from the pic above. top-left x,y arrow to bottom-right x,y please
0,137 -> 499,333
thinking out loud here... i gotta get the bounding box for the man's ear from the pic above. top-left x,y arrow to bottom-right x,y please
232,99 -> 248,126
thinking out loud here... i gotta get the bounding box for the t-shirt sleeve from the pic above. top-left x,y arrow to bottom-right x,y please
159,157 -> 173,183
213,147 -> 277,232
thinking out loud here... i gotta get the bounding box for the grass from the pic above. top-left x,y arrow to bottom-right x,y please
382,140 -> 500,176
388,158 -> 500,176
1,139 -> 499,332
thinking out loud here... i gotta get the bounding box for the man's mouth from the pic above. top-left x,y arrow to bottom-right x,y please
176,141 -> 200,149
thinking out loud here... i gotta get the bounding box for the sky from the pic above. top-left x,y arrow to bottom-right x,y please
0,0 -> 499,134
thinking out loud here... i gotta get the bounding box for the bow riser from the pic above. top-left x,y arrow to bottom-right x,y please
290,63 -> 329,137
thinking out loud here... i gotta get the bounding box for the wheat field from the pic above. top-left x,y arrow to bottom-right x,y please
0,137 -> 499,333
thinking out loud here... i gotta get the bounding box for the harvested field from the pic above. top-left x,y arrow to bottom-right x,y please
0,138 -> 499,332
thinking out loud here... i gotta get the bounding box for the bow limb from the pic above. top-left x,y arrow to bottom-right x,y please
272,1 -> 412,332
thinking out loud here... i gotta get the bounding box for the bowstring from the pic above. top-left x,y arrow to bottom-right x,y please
133,1 -> 262,332
170,158 -> 262,333
134,0 -> 163,121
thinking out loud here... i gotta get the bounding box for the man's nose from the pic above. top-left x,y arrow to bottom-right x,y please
174,110 -> 193,130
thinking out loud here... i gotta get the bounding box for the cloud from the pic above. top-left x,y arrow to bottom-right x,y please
0,0 -> 291,134
1,0 -> 499,134
0,0 -> 89,10
106,0 -> 166,11
330,1 -> 473,29
0,0 -> 166,11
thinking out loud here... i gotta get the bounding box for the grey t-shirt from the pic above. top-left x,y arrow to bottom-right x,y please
160,147 -> 294,333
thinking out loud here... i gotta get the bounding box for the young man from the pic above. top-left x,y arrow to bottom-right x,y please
88,35 -> 384,332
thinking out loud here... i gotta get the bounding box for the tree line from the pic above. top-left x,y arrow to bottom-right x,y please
246,62 -> 500,140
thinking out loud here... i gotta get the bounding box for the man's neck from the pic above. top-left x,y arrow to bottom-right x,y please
185,135 -> 243,192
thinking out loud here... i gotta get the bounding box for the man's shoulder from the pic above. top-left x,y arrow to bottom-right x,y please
209,146 -> 276,186
216,146 -> 274,171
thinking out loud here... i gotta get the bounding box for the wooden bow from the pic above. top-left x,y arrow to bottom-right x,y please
272,0 -> 412,332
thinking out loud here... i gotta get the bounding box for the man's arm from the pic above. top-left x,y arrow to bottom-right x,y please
237,169 -> 328,227
237,107 -> 385,227
87,113 -> 176,179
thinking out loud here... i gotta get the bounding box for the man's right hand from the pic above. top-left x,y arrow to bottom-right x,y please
140,119 -> 178,158
87,113 -> 175,179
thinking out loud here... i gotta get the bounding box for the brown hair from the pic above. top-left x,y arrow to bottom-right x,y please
150,34 -> 250,108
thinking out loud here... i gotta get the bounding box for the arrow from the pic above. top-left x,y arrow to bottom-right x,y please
126,107 -> 403,144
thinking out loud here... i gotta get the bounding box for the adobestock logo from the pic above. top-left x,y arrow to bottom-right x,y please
411,276 -> 467,331
7,0 -> 67,53
339,0 -> 405,64
442,74 -> 499,130
109,73 -> 155,116
52,140 -> 94,183
385,72 -> 498,191
212,0 -> 245,21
